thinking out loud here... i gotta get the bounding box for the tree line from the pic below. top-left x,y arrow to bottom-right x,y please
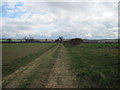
2,36 -> 83,45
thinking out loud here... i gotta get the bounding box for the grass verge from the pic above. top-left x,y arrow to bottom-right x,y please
64,43 -> 119,88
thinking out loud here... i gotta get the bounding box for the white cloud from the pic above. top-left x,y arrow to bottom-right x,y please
85,34 -> 92,38
1,2 -> 118,39
2,0 -> 120,2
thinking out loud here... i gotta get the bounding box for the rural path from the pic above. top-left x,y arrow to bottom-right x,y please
3,44 -> 77,88
46,44 -> 77,88
2,44 -> 59,88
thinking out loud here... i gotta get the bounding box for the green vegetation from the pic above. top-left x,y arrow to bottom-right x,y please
2,43 -> 56,77
64,43 -> 119,88
2,43 -> 119,88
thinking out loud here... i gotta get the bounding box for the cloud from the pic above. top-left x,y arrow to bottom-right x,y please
1,2 -> 118,39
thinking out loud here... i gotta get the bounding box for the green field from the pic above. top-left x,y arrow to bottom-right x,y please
2,43 -> 119,88
64,43 -> 119,88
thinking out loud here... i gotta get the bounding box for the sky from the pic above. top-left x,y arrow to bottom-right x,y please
1,1 -> 119,39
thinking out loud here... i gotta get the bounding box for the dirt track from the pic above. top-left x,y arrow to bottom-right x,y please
46,44 -> 77,88
2,44 -> 77,88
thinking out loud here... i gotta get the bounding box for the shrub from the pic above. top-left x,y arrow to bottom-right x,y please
64,38 -> 83,45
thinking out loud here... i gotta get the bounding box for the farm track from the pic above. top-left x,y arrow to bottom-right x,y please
2,44 -> 59,88
46,44 -> 77,88
3,44 -> 77,88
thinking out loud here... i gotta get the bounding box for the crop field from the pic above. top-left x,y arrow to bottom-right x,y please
2,43 -> 56,77
2,43 -> 119,88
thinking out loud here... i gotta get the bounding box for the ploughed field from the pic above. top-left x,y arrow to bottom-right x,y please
2,43 -> 119,88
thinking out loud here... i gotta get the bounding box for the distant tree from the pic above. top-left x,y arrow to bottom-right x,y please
24,36 -> 34,43
7,38 -> 12,42
29,36 -> 34,42
64,38 -> 83,45
70,38 -> 83,45
45,39 -> 47,42
59,37 -> 63,43
55,37 -> 63,43
24,36 -> 27,42
55,39 -> 60,43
